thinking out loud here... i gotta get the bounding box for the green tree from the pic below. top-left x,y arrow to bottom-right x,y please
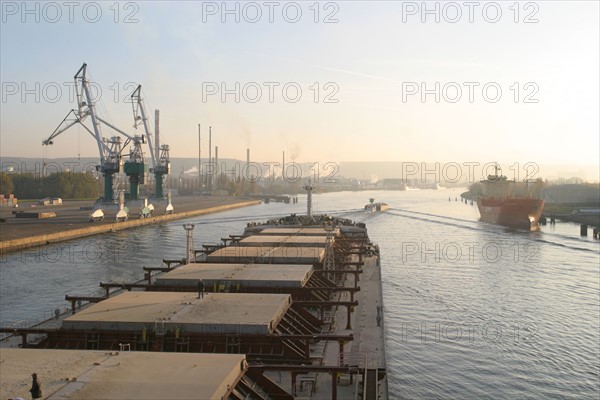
0,173 -> 14,196
10,172 -> 101,200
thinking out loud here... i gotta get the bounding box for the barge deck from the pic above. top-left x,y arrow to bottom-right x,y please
1,214 -> 388,399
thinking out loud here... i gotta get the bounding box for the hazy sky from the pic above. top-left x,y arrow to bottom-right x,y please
1,1 -> 598,174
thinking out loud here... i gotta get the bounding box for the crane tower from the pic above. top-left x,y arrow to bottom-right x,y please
42,63 -> 124,203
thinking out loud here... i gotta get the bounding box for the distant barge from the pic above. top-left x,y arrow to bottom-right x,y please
365,198 -> 390,212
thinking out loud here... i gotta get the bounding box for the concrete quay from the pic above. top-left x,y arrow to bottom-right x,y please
0,196 -> 261,255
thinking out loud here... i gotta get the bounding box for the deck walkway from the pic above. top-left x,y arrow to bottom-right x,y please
268,254 -> 388,399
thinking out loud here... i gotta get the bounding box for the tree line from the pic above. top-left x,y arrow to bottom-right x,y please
0,172 -> 101,199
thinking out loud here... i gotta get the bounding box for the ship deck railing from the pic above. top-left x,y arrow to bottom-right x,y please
338,351 -> 384,369
0,264 -> 181,347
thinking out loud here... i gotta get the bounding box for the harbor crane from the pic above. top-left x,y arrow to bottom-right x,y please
95,116 -> 147,200
130,85 -> 171,198
43,63 -> 126,203
43,63 -> 149,201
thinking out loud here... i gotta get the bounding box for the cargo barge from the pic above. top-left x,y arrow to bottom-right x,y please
1,208 -> 388,399
477,197 -> 545,228
473,165 -> 545,230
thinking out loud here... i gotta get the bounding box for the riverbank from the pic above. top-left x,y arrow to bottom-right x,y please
541,203 -> 600,227
0,197 -> 261,254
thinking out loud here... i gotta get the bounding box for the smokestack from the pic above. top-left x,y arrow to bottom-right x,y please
246,148 -> 250,166
215,146 -> 219,170
282,150 -> 285,179
215,146 -> 219,188
198,124 -> 202,190
208,126 -> 212,190
155,110 -> 160,162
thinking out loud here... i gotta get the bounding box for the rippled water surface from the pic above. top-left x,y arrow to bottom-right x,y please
1,190 -> 599,398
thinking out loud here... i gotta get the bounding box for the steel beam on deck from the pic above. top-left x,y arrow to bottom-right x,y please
313,269 -> 362,289
303,285 -> 362,302
143,266 -> 175,273
304,287 -> 360,292
162,258 -> 185,267
291,372 -> 297,396
202,244 -> 223,250
0,327 -> 59,348
252,364 -> 361,373
294,300 -> 359,330
313,269 -> 362,275
302,286 -> 361,302
0,327 -> 59,335
100,283 -> 149,289
99,282 -> 150,296
65,295 -> 107,314
332,370 -> 338,399
293,301 -> 358,307
274,334 -> 353,341
248,364 -> 367,373
221,236 -> 242,243
341,261 -> 364,266
194,249 -> 219,255
64,295 -> 107,302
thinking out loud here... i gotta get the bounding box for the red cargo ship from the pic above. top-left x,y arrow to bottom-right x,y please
475,166 -> 545,230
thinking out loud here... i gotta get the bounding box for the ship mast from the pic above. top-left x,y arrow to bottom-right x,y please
183,224 -> 195,264
303,178 -> 314,218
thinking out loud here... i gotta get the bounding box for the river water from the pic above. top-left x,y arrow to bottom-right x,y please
1,190 -> 599,399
